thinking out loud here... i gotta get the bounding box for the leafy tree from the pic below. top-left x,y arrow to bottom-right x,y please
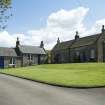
0,0 -> 12,31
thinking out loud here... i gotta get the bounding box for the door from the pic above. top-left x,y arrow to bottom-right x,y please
0,56 -> 4,68
34,56 -> 38,64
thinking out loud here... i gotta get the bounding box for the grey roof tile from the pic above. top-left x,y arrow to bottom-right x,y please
19,45 -> 46,54
52,40 -> 74,51
0,47 -> 17,57
53,33 -> 101,50
71,34 -> 100,48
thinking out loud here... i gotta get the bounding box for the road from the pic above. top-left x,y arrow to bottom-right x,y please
0,74 -> 105,105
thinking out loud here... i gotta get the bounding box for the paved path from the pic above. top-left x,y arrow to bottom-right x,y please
0,74 -> 105,105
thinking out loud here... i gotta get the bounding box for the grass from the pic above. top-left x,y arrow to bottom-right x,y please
0,63 -> 105,87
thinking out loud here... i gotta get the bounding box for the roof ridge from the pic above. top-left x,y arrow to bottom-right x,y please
60,33 -> 101,44
0,47 -> 14,49
20,45 -> 39,47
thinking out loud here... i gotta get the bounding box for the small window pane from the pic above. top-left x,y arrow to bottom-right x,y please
90,50 -> 95,58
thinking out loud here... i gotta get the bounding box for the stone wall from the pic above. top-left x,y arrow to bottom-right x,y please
51,43 -> 98,63
22,54 -> 39,66
4,56 -> 22,68
51,49 -> 70,63
70,44 -> 97,63
4,57 -> 10,68
15,57 -> 22,67
97,32 -> 105,62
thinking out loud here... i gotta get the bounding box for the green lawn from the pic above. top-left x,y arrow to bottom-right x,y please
0,63 -> 105,87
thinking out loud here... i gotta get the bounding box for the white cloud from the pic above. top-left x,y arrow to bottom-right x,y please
47,7 -> 89,31
0,7 -> 105,50
28,7 -> 89,49
82,18 -> 105,36
0,31 -> 15,47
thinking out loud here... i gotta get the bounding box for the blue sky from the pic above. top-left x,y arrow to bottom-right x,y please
1,0 -> 105,49
7,0 -> 105,33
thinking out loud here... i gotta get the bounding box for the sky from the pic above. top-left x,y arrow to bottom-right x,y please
1,0 -> 105,49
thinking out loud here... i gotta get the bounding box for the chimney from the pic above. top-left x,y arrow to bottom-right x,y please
101,25 -> 105,33
40,41 -> 44,48
57,37 -> 60,44
75,31 -> 79,40
16,37 -> 20,47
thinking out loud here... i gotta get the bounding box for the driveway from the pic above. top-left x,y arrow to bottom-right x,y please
0,74 -> 105,105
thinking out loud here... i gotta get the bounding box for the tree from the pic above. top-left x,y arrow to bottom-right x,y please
0,0 -> 12,31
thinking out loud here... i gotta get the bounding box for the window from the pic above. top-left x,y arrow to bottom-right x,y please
76,51 -> 80,57
10,57 -> 15,64
28,54 -> 33,60
90,49 -> 95,59
28,54 -> 30,60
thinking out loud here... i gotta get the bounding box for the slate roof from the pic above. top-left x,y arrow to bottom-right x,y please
71,34 -> 100,48
0,47 -> 17,57
53,40 -> 74,51
53,33 -> 101,50
19,45 -> 46,54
